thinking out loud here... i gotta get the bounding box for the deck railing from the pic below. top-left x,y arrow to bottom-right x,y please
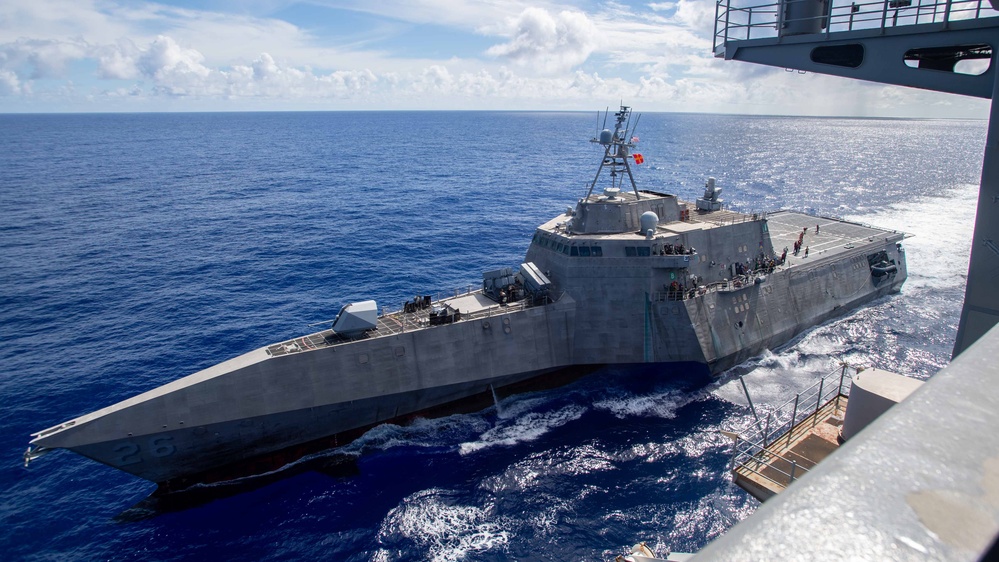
268,285 -> 562,356
714,0 -> 998,52
651,266 -> 780,303
688,208 -> 770,227
729,364 -> 855,488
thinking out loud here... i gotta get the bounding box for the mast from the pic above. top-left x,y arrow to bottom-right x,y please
585,105 -> 642,200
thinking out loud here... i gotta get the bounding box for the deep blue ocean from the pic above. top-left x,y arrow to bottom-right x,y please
0,111 -> 986,560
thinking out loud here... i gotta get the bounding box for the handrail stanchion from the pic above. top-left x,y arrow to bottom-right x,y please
825,0 -> 832,38
739,375 -> 765,437
724,0 -> 732,43
813,378 -> 824,427
789,460 -> 798,484
786,394 -> 799,447
836,362 -> 847,409
714,0 -> 722,53
777,0 -> 786,36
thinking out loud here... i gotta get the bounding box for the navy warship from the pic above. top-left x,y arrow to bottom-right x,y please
24,106 -> 907,491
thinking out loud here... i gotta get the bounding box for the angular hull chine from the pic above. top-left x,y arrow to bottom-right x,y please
30,297 -> 579,485
56,367 -> 563,485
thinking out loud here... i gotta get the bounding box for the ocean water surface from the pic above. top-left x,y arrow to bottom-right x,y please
0,111 -> 986,560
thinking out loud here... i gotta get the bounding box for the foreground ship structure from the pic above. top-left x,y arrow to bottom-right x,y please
25,107 -> 907,490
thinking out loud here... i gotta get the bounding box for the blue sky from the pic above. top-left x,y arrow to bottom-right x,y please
0,0 -> 990,116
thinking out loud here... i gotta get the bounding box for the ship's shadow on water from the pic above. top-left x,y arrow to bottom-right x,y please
114,363 -> 713,522
116,454 -> 362,521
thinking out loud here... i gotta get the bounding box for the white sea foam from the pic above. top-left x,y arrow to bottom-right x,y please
494,395 -> 551,421
844,182 -> 976,293
338,414 -> 493,455
458,404 -> 587,455
479,443 -> 617,493
712,183 -> 978,409
593,389 -> 689,420
712,346 -> 844,409
375,489 -> 511,562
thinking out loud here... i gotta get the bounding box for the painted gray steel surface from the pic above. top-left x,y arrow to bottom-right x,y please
27,111 -> 908,486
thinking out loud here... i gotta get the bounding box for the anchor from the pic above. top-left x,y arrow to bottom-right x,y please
23,445 -> 51,468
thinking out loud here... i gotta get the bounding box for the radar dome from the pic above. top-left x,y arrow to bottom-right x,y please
599,129 -> 613,144
640,211 -> 659,234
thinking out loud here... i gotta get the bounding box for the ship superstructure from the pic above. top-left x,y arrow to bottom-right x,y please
25,106 -> 907,491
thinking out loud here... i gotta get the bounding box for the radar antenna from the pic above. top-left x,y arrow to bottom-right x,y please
585,105 -> 642,201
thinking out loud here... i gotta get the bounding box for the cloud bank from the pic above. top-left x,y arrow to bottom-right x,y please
0,0 -> 989,117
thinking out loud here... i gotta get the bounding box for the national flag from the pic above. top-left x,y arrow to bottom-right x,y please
630,136 -> 640,143
632,153 -> 644,164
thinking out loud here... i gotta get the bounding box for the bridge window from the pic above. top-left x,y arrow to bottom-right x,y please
570,246 -> 579,256
592,246 -> 603,257
578,246 -> 591,257
625,246 -> 652,257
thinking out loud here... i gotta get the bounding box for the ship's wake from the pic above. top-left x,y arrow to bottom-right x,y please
711,182 -> 977,421
372,489 -> 513,562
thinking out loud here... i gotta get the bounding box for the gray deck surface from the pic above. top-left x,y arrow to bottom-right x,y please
266,292 -> 530,357
766,210 -> 904,268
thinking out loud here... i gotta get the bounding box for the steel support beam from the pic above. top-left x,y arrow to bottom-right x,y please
722,24 -> 996,98
953,55 -> 999,357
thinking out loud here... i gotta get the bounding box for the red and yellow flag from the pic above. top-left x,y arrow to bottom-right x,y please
632,153 -> 644,165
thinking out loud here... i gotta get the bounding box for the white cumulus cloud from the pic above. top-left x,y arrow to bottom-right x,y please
637,75 -> 677,98
138,35 -> 211,81
0,38 -> 88,80
485,8 -> 599,75
96,39 -> 140,80
0,0 -> 989,117
0,69 -> 21,94
673,0 -> 717,31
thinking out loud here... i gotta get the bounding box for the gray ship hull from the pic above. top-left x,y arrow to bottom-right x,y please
684,243 -> 906,372
30,296 -> 580,484
68,368 -> 565,487
29,219 -> 903,487
27,108 -> 908,490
